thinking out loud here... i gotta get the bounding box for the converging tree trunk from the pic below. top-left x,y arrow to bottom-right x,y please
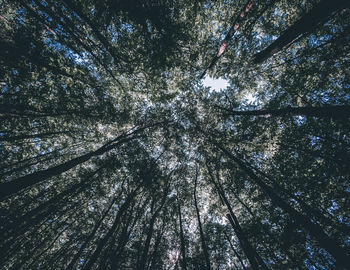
1,0 -> 349,269
253,0 -> 350,63
0,131 -> 71,142
223,231 -> 248,270
206,164 -> 268,270
0,138 -> 126,200
177,196 -> 188,270
0,167 -> 104,247
216,105 -> 350,118
110,200 -> 148,269
200,0 -> 256,78
137,189 -> 168,269
208,137 -> 350,269
194,168 -> 211,270
0,122 -> 165,200
82,186 -> 141,270
65,191 -> 123,270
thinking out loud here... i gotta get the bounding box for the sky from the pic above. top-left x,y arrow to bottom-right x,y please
202,76 -> 257,104
202,76 -> 229,92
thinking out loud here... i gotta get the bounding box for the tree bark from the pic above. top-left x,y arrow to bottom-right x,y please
217,104 -> 350,118
253,0 -> 350,64
206,164 -> 267,270
0,122 -> 165,200
82,186 -> 140,270
137,189 -> 168,269
223,231 -> 247,270
177,197 -> 188,270
193,168 -> 211,270
200,0 -> 256,79
209,138 -> 350,269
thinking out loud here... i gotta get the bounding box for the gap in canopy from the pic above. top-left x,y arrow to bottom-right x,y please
202,76 -> 257,104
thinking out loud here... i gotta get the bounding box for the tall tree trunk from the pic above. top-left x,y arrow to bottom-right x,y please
177,197 -> 187,270
0,147 -> 64,172
0,167 -> 104,246
137,189 -> 168,270
0,122 -> 165,200
223,231 -> 247,270
216,104 -> 350,118
247,161 -> 350,236
60,0 -> 128,65
110,200 -> 147,269
65,190 -> 123,270
200,0 -> 256,78
0,131 -> 71,142
96,201 -> 137,270
253,0 -> 350,64
147,224 -> 165,269
229,188 -> 279,262
82,186 -> 141,270
0,151 -> 67,179
193,168 -> 211,270
209,138 -> 350,269
17,0 -> 124,87
0,197 -> 88,268
206,164 -> 267,270
0,139 -> 123,200
25,227 -> 68,269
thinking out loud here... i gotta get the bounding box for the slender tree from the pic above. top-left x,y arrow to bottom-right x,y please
206,163 -> 268,270
253,0 -> 350,63
193,167 -> 212,270
215,104 -> 350,118
1,0 -> 348,269
200,0 -> 257,79
207,137 -> 350,269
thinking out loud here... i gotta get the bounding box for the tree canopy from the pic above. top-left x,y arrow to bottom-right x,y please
1,0 -> 349,269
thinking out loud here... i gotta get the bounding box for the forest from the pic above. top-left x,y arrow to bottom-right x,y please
0,0 -> 349,269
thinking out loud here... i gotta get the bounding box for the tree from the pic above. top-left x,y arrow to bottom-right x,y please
1,0 -> 349,269
215,104 -> 350,118
253,0 -> 350,64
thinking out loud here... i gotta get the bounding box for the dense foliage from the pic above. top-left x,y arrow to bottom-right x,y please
1,0 -> 349,269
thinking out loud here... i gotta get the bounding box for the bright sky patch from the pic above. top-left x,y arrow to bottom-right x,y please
202,76 -> 229,92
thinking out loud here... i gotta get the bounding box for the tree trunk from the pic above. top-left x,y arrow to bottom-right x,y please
65,192 -> 122,270
0,122 -> 165,200
147,224 -> 165,269
247,161 -> 350,236
17,0 -> 123,87
217,104 -> 350,118
200,0 -> 256,78
0,131 -> 71,142
193,168 -> 211,270
0,167 -> 103,246
206,164 -> 267,270
177,197 -> 188,270
253,0 -> 350,64
61,0 -> 128,65
82,186 -> 140,270
137,189 -> 168,270
223,230 -> 247,270
210,139 -> 350,269
110,200 -> 147,269
0,140 -> 119,200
